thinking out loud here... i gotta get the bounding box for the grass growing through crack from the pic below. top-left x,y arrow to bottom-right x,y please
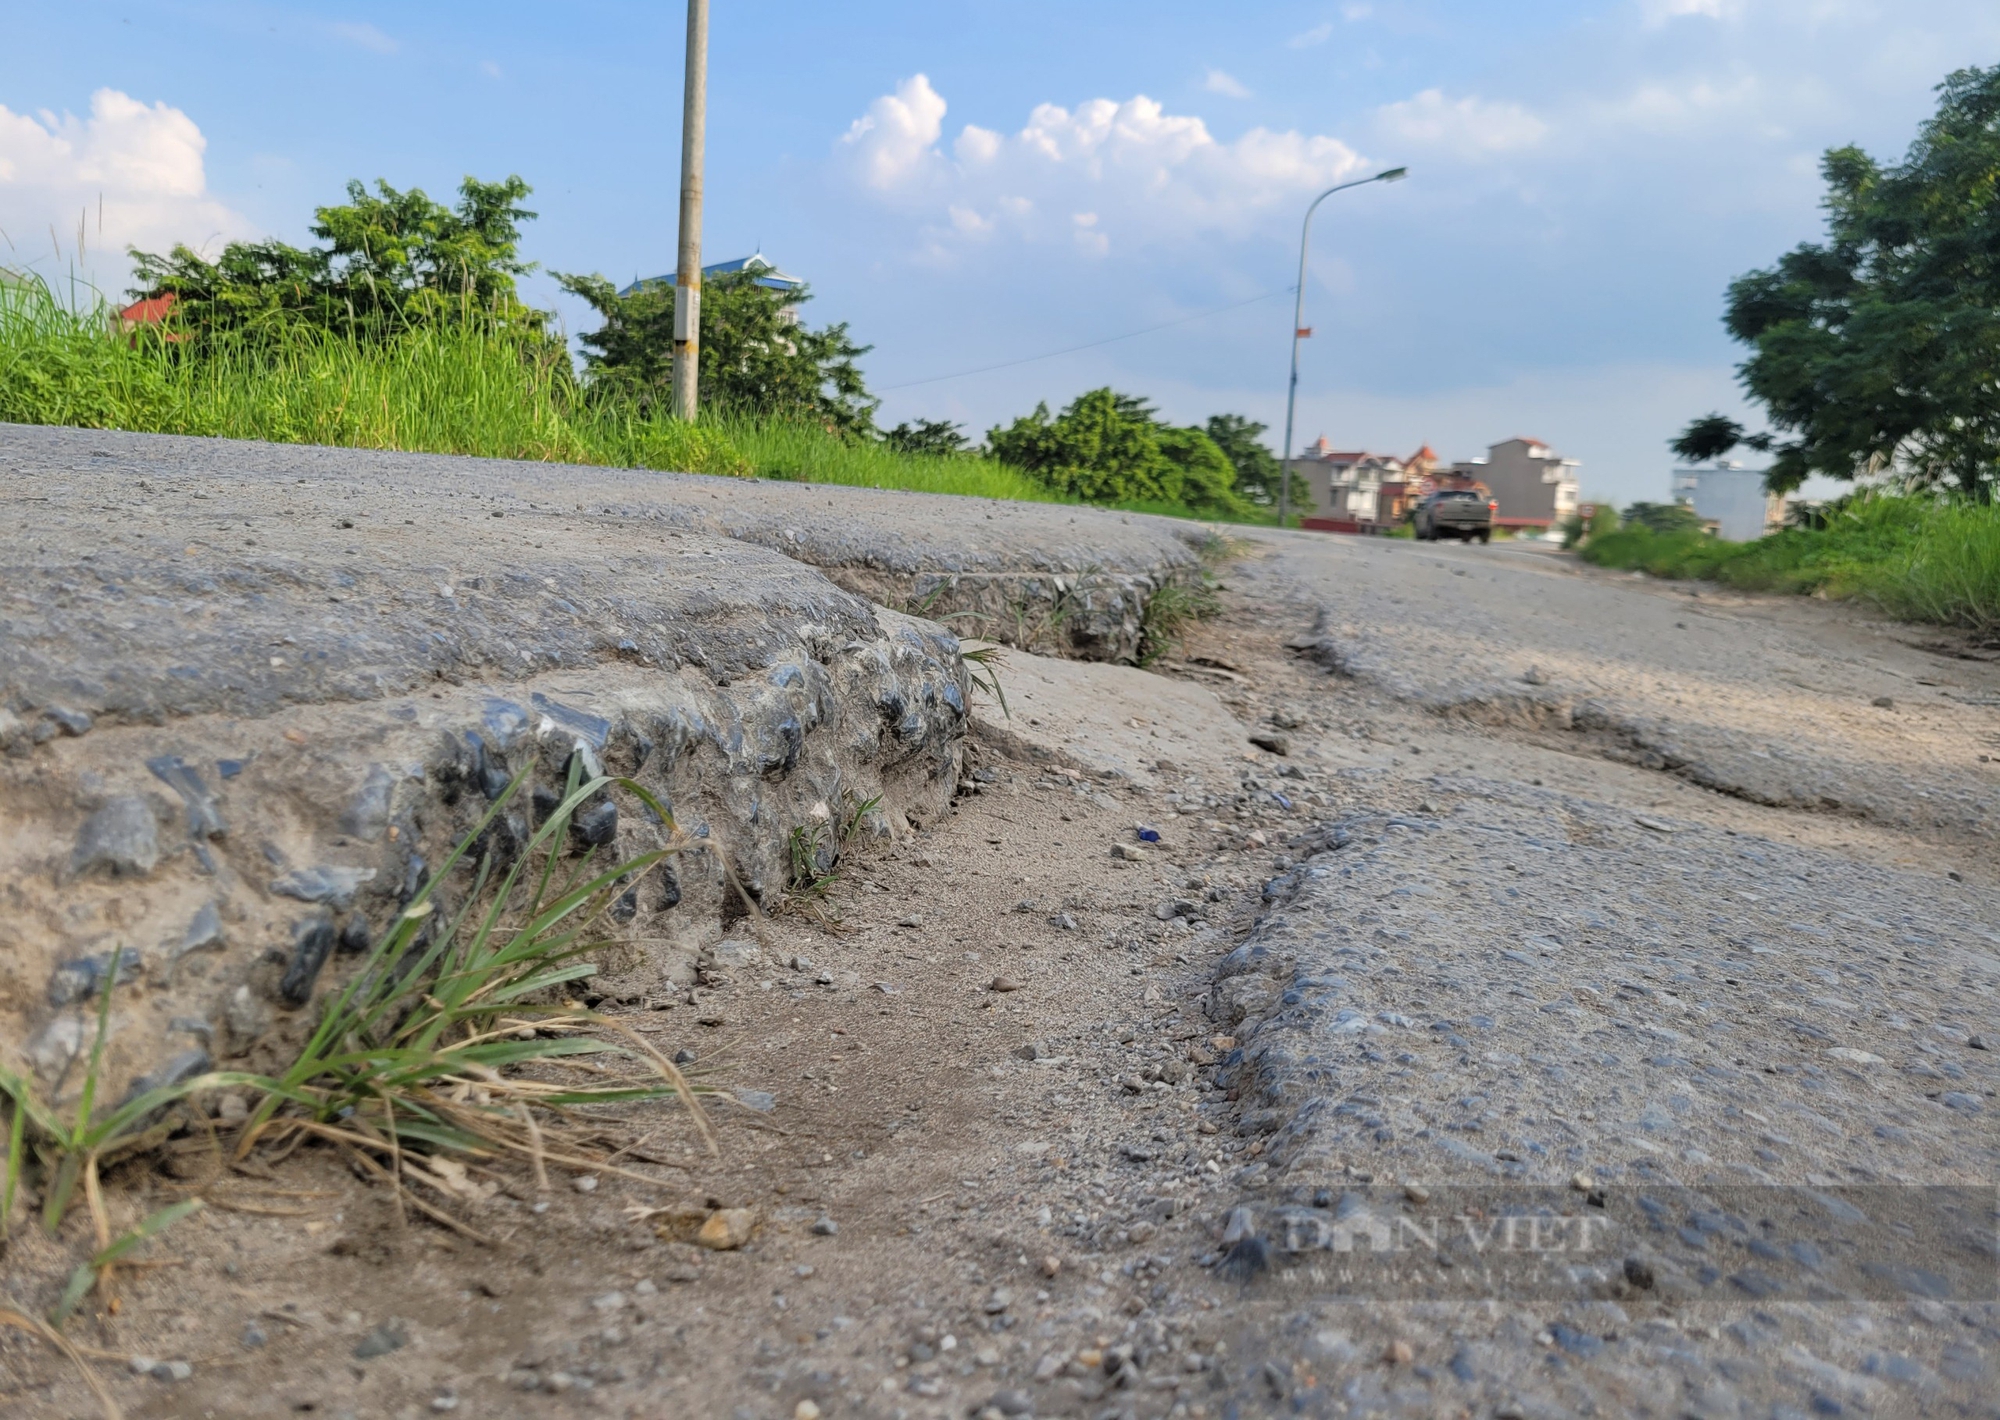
1137,575 -> 1223,666
232,760 -> 716,1209
783,791 -> 885,927
2,757 -> 718,1342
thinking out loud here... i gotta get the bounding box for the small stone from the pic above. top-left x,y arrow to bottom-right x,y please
241,1323 -> 268,1349
1051,912 -> 1079,931
1968,1035 -> 1988,1051
696,1207 -> 756,1250
352,1320 -> 408,1360
1522,666 -> 1549,686
70,797 -> 160,879
279,917 -> 337,1006
269,864 -> 377,911
986,1387 -> 1034,1415
664,1261 -> 702,1282
176,901 -> 226,961
46,947 -> 142,1007
1570,1172 -> 1595,1193
589,1291 -> 625,1313
673,1048 -> 697,1065
129,1356 -> 158,1375
897,913 -> 925,928
1040,1256 -> 1061,1278
1112,843 -> 1146,862
1386,1339 -> 1413,1365
573,1175 -> 599,1193
152,1360 -> 194,1382
1872,696 -> 1894,709
1624,1257 -> 1656,1290
989,976 -> 1023,993
431,1393 -> 460,1413
984,1287 -> 1013,1314
1403,1183 -> 1430,1205
975,1346 -> 1001,1366
1249,732 -> 1291,756
794,1402 -> 823,1420
1826,1047 -> 1885,1065
812,1215 -> 838,1236
1940,1091 -> 1982,1113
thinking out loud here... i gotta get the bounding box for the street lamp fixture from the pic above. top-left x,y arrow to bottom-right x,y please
1278,166 -> 1408,528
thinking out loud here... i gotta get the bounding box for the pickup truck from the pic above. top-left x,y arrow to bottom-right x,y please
1413,488 -> 1495,543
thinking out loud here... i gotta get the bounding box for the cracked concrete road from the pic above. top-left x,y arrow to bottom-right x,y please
1266,531 -> 2000,841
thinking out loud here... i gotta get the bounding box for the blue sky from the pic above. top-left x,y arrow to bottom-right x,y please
4,1 -> 1996,500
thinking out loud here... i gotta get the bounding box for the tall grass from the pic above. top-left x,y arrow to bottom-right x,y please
714,413 -> 1062,501
1579,492 -> 2000,636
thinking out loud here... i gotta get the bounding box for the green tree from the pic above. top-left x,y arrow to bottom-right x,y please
1692,65 -> 2000,495
129,176 -> 546,339
884,418 -> 968,457
557,271 -> 876,433
986,387 -> 1248,514
1203,413 -> 1282,504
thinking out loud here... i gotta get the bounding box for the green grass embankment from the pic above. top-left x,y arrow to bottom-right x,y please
1579,494 -> 2000,637
0,281 -> 1261,525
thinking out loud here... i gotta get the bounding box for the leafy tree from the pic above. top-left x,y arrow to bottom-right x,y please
986,387 -> 1248,514
557,270 -> 876,433
1203,413 -> 1282,504
884,418 -> 968,457
1670,413 -> 1770,465
129,176 -> 546,338
1693,65 -> 2000,494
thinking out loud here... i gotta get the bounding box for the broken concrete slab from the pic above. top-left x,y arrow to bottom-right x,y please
1,426 -> 971,1108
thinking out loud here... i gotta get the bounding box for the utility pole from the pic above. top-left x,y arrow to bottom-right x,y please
671,0 -> 709,421
1278,166 -> 1407,528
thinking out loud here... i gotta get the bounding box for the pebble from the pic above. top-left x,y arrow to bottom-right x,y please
1250,732 -> 1292,756
1570,1172 -> 1595,1192
811,1215 -> 838,1236
990,976 -> 1023,992
1872,696 -> 1895,709
898,913 -> 925,928
573,1175 -> 599,1193
984,1287 -> 1014,1313
352,1320 -> 408,1360
70,797 -> 160,878
431,1394 -> 459,1413
1112,843 -> 1147,862
241,1322 -> 268,1349
793,1402 -> 822,1420
1041,1256 -> 1061,1278
696,1207 -> 756,1250
1386,1339 -> 1414,1365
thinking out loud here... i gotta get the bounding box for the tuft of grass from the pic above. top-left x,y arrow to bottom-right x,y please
234,760 -> 717,1188
4,756 -> 721,1331
1137,575 -> 1222,666
962,643 -> 1011,718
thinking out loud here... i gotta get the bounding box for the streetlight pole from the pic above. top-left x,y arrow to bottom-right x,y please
1278,166 -> 1406,528
670,0 -> 709,421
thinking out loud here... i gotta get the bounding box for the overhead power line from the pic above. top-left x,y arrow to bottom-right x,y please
876,288 -> 1291,392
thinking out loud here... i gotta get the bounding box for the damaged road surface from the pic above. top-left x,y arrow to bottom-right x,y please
2,442 -> 1997,1420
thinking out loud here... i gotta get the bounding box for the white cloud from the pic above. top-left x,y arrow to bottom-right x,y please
1374,89 -> 1548,157
329,20 -> 398,53
1203,69 -> 1252,99
1343,3 -> 1374,18
1640,0 -> 1737,24
0,89 -> 248,283
841,73 -> 949,191
840,77 -> 1368,257
1288,21 -> 1335,48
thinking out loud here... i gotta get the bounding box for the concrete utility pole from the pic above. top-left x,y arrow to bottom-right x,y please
670,0 -> 709,421
1278,166 -> 1406,529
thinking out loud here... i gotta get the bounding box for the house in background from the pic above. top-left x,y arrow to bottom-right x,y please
621,253 -> 803,300
1450,437 -> 1579,532
1286,438 -> 1443,532
1672,463 -> 1785,541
